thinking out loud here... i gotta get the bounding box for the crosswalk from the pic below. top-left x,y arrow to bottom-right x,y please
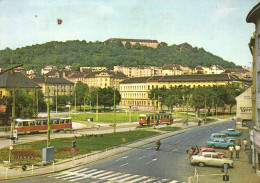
48,167 -> 184,183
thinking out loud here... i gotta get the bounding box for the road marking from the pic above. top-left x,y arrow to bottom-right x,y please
146,158 -> 157,165
167,145 -> 171,148
99,172 -> 122,179
171,149 -> 178,153
116,156 -> 128,162
138,155 -> 146,159
128,176 -> 149,183
119,163 -> 128,167
169,180 -> 179,183
93,171 -> 113,178
119,174 -> 140,182
108,173 -> 130,181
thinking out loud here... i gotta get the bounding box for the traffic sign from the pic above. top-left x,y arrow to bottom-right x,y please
9,145 -> 13,151
71,147 -> 76,153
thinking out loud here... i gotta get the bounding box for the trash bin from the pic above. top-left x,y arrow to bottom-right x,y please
86,117 -> 93,122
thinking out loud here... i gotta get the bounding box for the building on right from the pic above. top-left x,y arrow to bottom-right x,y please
246,2 -> 260,176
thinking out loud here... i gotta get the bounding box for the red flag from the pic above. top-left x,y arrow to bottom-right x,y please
57,19 -> 62,25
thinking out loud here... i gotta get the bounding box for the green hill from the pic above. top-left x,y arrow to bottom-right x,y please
0,40 -> 240,72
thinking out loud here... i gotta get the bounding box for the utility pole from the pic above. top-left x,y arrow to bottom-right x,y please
186,95 -> 189,125
153,93 -> 156,129
36,88 -> 38,116
114,91 -> 116,133
47,87 -> 50,147
74,91 -> 76,113
96,93 -> 98,122
84,96 -> 85,112
11,89 -> 15,140
204,95 -> 207,123
56,86 -> 58,114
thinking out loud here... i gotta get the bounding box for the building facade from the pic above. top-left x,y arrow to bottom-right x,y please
119,74 -> 242,109
104,38 -> 159,48
32,77 -> 74,103
246,2 -> 260,176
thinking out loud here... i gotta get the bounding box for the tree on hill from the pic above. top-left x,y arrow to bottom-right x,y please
0,40 -> 240,72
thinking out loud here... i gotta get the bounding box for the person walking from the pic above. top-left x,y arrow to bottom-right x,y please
235,144 -> 241,159
243,139 -> 248,150
228,145 -> 234,159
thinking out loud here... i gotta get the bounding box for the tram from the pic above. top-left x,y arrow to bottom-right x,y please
139,112 -> 173,126
14,116 -> 72,134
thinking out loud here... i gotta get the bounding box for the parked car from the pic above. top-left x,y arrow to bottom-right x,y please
197,147 -> 228,158
220,129 -> 241,136
206,139 -> 234,149
190,152 -> 234,167
210,133 -> 235,142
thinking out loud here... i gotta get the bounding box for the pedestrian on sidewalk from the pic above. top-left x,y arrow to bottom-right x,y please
238,139 -> 241,146
235,143 -> 241,159
228,145 -> 234,159
243,139 -> 248,150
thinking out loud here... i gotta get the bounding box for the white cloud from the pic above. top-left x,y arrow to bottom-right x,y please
97,5 -> 114,15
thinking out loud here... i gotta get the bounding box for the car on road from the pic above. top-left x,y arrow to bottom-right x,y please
210,133 -> 235,142
197,147 -> 228,158
190,152 -> 234,167
220,129 -> 241,136
206,139 -> 234,149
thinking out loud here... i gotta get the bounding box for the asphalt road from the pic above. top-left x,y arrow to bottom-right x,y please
4,120 -> 235,183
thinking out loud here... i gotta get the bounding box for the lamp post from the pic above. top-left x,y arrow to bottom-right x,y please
47,87 -> 51,147
129,106 -> 132,123
153,93 -> 156,129
114,90 -> 116,133
96,93 -> 98,122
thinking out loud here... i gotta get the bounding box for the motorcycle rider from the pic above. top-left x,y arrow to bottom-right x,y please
156,140 -> 161,150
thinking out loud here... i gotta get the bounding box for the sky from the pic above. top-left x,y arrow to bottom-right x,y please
0,0 -> 259,67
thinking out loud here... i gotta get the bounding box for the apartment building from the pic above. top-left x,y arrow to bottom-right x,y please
246,2 -> 260,177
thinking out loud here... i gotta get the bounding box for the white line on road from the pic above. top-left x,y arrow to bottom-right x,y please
119,163 -> 128,167
115,156 -> 128,162
171,149 -> 178,153
146,158 -> 157,165
138,156 -> 146,159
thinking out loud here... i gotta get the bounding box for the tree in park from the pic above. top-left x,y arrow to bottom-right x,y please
90,87 -> 121,109
37,89 -> 47,112
71,81 -> 89,110
14,89 -> 36,118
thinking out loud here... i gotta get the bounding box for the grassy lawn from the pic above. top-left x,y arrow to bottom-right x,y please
54,111 -> 149,123
0,130 -> 159,165
157,126 -> 182,132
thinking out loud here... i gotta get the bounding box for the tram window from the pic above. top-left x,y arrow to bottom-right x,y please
60,120 -> 64,124
16,122 -> 22,127
53,120 -> 59,124
42,121 -> 47,125
23,121 -> 29,126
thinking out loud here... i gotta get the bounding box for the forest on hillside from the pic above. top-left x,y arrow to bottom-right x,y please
0,40 -> 240,73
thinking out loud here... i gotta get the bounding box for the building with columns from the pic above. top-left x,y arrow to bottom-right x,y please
119,74 -> 243,109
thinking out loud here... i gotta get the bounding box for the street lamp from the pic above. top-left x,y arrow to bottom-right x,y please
129,106 -> 132,123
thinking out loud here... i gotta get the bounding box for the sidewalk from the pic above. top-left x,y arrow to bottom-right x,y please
0,120 -> 224,181
188,129 -> 260,183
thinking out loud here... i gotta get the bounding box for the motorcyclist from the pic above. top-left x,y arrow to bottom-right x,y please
156,140 -> 161,150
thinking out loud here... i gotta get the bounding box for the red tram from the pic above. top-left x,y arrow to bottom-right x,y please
139,113 -> 173,126
14,116 -> 72,134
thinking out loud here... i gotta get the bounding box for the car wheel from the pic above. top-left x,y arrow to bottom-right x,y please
198,162 -> 205,167
211,145 -> 215,148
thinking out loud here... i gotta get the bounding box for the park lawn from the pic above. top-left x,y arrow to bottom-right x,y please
55,111 -> 149,123
157,126 -> 182,132
0,130 -> 159,165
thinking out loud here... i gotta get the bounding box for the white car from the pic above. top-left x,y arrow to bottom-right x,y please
190,152 -> 234,167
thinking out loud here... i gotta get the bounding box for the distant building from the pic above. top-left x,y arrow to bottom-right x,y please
209,65 -> 224,74
119,74 -> 243,109
41,65 -> 57,75
80,67 -> 107,72
32,77 -> 74,103
236,87 -> 252,129
104,38 -> 159,48
0,69 -> 39,114
114,66 -> 162,77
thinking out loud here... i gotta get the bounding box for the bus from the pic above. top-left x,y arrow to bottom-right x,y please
139,112 -> 173,126
14,116 -> 72,134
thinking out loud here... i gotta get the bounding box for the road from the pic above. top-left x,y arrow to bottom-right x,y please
3,120 -> 235,183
